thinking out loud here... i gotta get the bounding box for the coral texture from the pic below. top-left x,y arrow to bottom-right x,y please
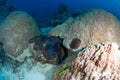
29,35 -> 65,64
53,42 -> 120,80
49,9 -> 120,51
0,11 -> 40,58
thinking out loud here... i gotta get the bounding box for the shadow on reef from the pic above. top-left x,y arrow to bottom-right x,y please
29,35 -> 68,65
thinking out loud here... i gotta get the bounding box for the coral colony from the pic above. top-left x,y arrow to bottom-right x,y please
29,35 -> 65,64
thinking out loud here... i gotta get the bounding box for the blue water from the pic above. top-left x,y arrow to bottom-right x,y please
7,0 -> 120,19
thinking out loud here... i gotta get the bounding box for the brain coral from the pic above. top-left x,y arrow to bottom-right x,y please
49,9 -> 120,51
53,42 -> 120,80
0,11 -> 40,58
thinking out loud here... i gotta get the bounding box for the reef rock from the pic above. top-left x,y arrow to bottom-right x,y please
29,35 -> 65,64
49,9 -> 120,51
53,42 -> 120,80
0,11 -> 40,58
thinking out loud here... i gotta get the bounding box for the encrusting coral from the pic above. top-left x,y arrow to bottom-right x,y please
53,42 -> 120,80
0,11 -> 40,58
29,35 -> 66,64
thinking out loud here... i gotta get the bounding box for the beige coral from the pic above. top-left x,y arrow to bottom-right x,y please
53,42 -> 120,80
0,11 -> 40,58
49,9 -> 120,51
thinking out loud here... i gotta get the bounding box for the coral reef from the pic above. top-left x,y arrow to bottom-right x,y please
0,11 -> 40,58
49,9 -> 120,52
0,35 -> 58,80
53,42 -> 120,80
29,35 -> 66,64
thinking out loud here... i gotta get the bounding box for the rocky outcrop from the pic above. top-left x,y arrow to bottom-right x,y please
49,9 -> 120,51
53,42 -> 120,80
0,11 -> 40,58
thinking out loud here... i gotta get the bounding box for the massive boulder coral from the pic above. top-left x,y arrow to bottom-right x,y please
0,11 -> 40,58
49,9 -> 120,51
53,42 -> 120,80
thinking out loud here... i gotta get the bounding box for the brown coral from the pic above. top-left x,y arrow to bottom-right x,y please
29,35 -> 66,64
53,42 -> 120,80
